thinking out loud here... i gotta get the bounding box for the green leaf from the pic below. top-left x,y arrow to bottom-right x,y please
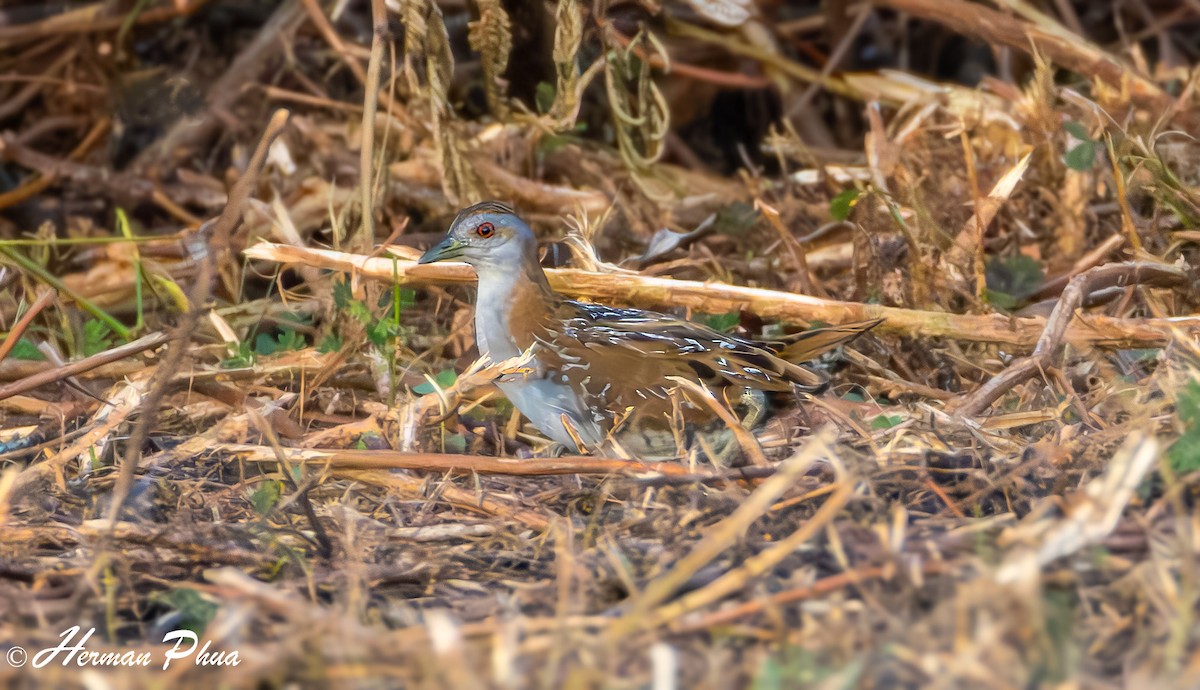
415,369 -> 458,394
829,189 -> 862,221
275,329 -> 306,352
985,255 -> 1044,309
254,332 -> 279,356
870,414 -> 904,430
751,656 -> 782,690
348,300 -> 373,326
253,329 -> 304,356
698,311 -> 740,332
317,333 -> 343,354
535,81 -> 556,114
401,288 -> 416,309
221,341 -> 255,368
82,319 -> 115,357
1063,120 -> 1091,141
154,589 -> 218,637
713,201 -> 758,236
1064,140 -> 1097,171
333,279 -> 352,310
249,480 -> 281,515
1124,348 -> 1162,363
536,133 -> 572,157
379,286 -> 417,315
366,319 -> 399,349
1169,380 -> 1200,474
984,289 -> 1018,311
443,433 -> 467,453
9,338 -> 44,361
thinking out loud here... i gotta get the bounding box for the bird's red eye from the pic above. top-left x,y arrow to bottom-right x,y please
476,222 -> 495,238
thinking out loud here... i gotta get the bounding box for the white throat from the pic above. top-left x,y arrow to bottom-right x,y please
473,264 -> 523,360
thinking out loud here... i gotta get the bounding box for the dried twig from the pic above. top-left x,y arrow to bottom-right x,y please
951,262 -> 1186,417
0,331 -> 170,403
356,0 -> 388,254
0,1 -> 211,49
12,377 -> 149,495
218,443 -> 699,477
673,560 -> 950,631
339,469 -> 551,530
0,290 -> 54,364
640,475 -> 855,631
246,243 -> 1200,348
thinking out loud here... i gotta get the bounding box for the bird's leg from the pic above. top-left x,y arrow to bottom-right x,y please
695,387 -> 769,467
724,387 -> 769,429
534,441 -> 572,458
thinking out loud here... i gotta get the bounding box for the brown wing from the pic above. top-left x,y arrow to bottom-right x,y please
534,302 -> 828,403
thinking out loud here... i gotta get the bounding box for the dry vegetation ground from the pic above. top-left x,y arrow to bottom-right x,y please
1,0 -> 1200,688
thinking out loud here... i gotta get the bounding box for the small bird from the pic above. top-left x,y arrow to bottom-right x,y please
419,201 -> 880,460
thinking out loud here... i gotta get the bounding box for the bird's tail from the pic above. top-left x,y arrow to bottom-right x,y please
777,318 -> 884,364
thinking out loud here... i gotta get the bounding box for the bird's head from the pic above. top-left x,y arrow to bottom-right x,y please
418,201 -> 536,270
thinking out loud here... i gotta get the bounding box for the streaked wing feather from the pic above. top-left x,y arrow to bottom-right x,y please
548,302 -> 826,392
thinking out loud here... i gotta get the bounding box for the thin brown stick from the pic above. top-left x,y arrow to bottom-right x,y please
1031,233 -> 1126,300
0,46 -> 77,121
296,0 -> 400,119
951,262 -> 1178,417
247,408 -> 333,558
1,128 -> 221,209
602,21 -> 773,89
960,130 -> 986,304
757,200 -> 815,296
1107,135 -> 1143,252
0,331 -> 169,403
0,1 -> 212,48
0,290 -> 54,364
261,85 -> 365,113
0,117 -> 111,211
667,376 -> 770,467
339,469 -> 552,531
219,443 -> 702,477
785,3 -> 872,117
11,378 -> 148,495
357,0 -> 388,254
108,109 -> 291,524
299,0 -> 368,83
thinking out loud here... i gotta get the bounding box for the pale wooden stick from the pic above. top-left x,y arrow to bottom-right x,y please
245,242 -> 1200,349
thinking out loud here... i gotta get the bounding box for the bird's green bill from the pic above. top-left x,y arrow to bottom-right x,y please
418,236 -> 465,264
